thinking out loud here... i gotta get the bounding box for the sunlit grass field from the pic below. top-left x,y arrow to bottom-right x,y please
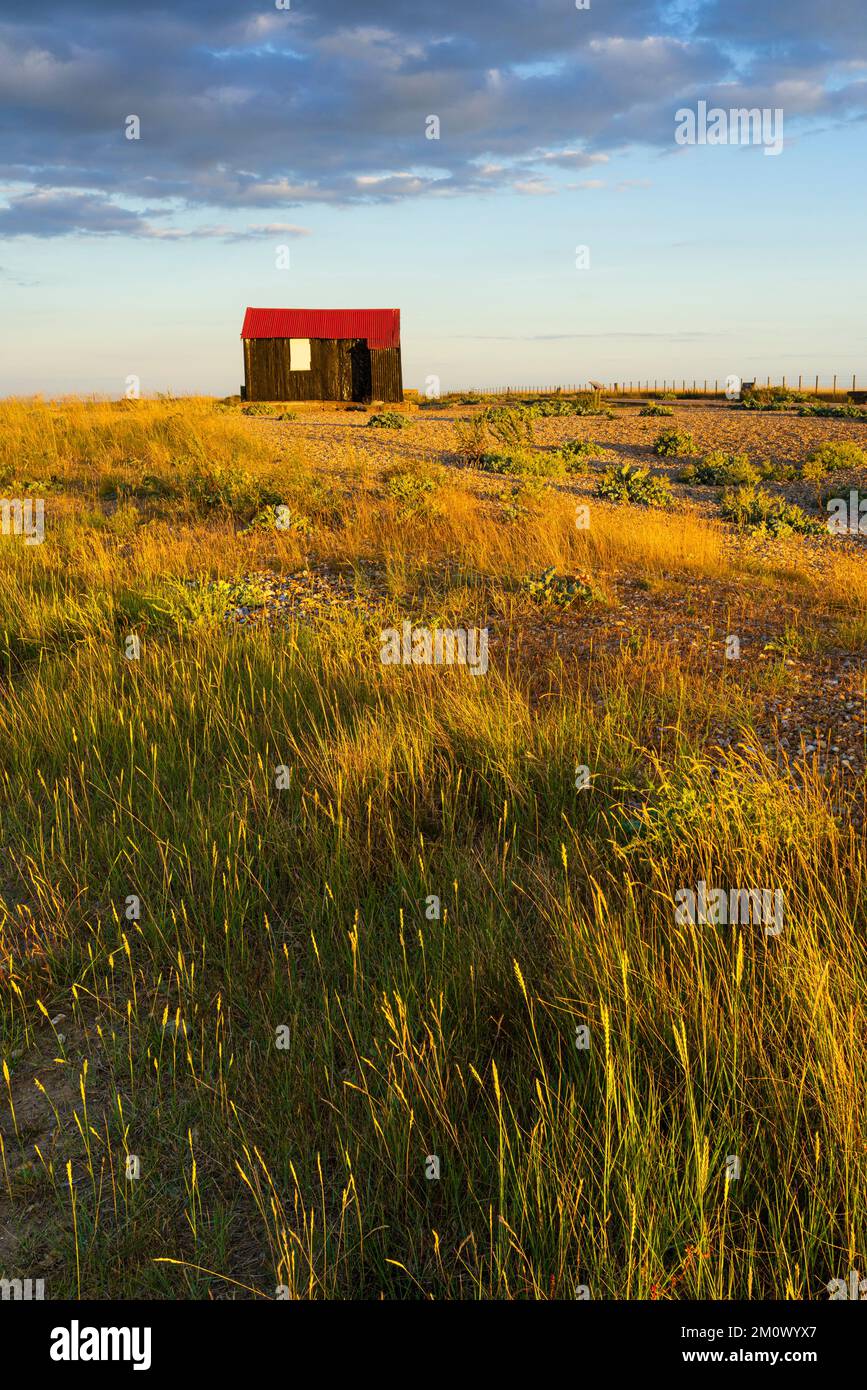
0,395 -> 865,1299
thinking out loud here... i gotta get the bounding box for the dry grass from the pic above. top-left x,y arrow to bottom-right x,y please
0,395 -> 864,1300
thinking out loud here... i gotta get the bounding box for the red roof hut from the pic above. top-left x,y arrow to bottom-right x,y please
240,307 -> 402,403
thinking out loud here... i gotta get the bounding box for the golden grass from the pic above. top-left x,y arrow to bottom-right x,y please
0,395 -> 864,1301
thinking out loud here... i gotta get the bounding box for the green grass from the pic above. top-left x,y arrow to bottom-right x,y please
1,619 -> 862,1300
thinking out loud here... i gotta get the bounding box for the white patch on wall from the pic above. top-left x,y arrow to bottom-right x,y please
290,338 -> 311,371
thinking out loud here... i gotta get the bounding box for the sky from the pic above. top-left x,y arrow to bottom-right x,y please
1,0 -> 865,396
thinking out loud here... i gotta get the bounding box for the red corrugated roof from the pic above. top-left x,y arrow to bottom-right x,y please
241,307 -> 400,349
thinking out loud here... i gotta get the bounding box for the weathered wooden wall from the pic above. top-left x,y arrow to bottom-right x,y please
244,338 -> 402,402
370,347 -> 403,403
244,338 -> 351,401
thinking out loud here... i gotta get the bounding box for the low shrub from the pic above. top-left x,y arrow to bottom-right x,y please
797,403 -> 867,420
803,441 -> 867,476
510,392 -> 612,418
242,404 -> 297,419
367,411 -> 412,428
495,477 -> 548,522
756,458 -> 798,483
736,386 -> 809,412
482,406 -> 535,449
527,398 -> 580,417
521,565 -> 597,606
559,439 -> 612,467
183,466 -> 281,522
151,575 -> 272,628
719,483 -> 823,536
477,449 -> 564,478
596,462 -> 673,507
241,503 -> 312,536
653,429 -> 697,457
569,394 -> 615,418
452,417 -> 490,464
381,465 -> 441,517
681,450 -> 757,486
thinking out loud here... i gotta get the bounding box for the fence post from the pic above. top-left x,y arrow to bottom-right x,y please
815,375 -> 819,394
833,374 -> 837,396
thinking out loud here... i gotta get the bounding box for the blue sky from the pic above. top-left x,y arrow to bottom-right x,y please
1,0 -> 865,395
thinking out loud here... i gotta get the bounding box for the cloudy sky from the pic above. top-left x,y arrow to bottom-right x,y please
1,0 -> 865,394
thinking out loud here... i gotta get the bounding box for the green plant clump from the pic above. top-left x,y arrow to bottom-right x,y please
242,404 -> 297,419
803,442 -> 867,478
736,387 -> 809,412
681,451 -> 757,486
482,407 -> 535,450
596,462 -> 673,507
367,412 -> 412,429
382,466 -> 441,517
521,565 -> 596,606
241,503 -> 312,536
559,439 -> 612,468
477,449 -> 563,478
719,484 -> 823,537
797,403 -> 867,420
653,429 -> 697,458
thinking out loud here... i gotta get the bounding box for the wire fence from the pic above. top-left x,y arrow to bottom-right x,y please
451,375 -> 865,400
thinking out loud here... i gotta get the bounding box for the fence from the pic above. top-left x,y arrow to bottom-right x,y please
453,375 -> 864,400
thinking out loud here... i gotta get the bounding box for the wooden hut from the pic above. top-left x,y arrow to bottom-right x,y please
240,307 -> 403,403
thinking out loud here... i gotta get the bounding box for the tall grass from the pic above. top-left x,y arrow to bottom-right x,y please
0,397 -> 864,1300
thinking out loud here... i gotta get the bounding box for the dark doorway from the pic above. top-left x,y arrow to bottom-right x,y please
350,340 -> 372,402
